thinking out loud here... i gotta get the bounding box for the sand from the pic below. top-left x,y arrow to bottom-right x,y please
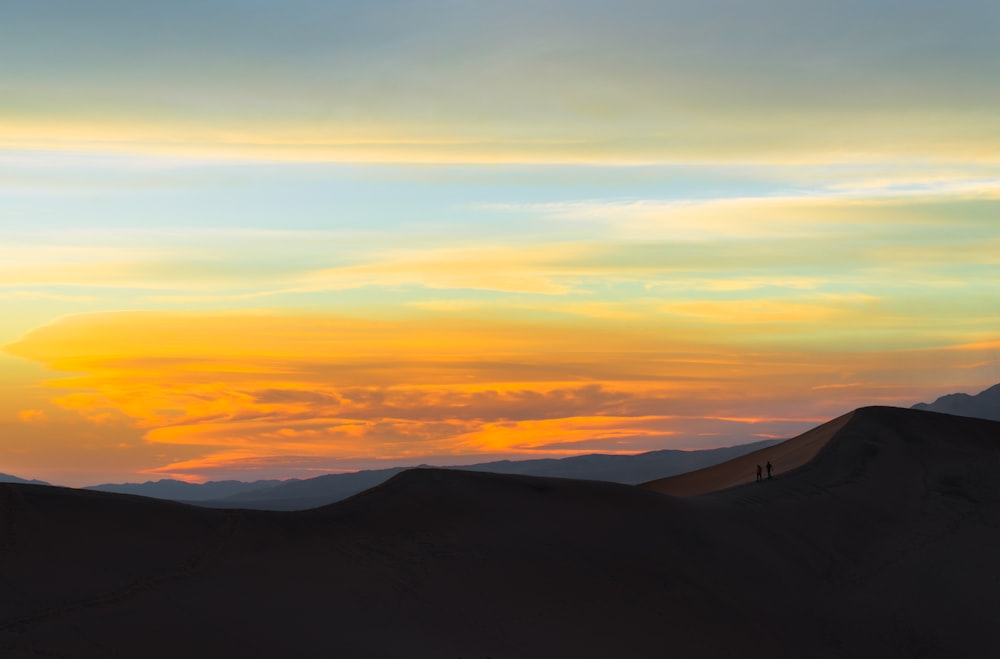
1,406 -> 999,658
642,409 -> 855,496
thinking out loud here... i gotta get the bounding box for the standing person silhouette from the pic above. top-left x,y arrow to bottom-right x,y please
766,460 -> 773,479
756,464 -> 763,483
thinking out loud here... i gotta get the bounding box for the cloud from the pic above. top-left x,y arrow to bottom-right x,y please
18,409 -> 47,424
3,1 -> 1000,163
490,189 -> 1000,243
2,177 -> 996,316
251,389 -> 341,405
299,245 -> 587,295
7,308 -> 994,481
0,291 -> 98,302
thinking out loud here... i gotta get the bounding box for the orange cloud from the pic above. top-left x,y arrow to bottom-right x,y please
5,310 -> 995,482
18,409 -> 48,425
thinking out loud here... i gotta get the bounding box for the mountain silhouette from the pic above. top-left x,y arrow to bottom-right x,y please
0,472 -> 49,486
202,439 -> 778,510
86,477 -> 293,501
1,406 -> 998,657
912,382 -> 1000,421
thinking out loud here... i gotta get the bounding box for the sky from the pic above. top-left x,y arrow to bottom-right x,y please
2,0 -> 999,486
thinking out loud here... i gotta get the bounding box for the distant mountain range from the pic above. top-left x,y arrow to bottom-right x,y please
912,382 -> 1000,421
196,439 -> 780,510
0,472 -> 49,486
81,439 -> 778,510
86,478 -> 293,501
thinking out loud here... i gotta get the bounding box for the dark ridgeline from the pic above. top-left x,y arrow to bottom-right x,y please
0,473 -> 49,486
1,406 -> 999,658
85,477 -> 293,501
912,381 -> 1000,421
81,440 -> 780,510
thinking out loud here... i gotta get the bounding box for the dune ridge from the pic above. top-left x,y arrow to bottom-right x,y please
1,406 -> 999,658
642,409 -> 855,496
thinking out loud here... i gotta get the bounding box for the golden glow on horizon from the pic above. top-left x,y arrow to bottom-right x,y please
4,310 -> 996,483
6,114 -> 1000,166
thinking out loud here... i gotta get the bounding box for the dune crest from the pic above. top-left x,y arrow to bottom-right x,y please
642,409 -> 855,496
2,406 -> 1000,658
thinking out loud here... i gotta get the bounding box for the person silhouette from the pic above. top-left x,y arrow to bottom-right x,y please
756,464 -> 763,483
766,461 -> 773,479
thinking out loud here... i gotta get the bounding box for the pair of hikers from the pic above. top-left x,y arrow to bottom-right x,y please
755,461 -> 773,483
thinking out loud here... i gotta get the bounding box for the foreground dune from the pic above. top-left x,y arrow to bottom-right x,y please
1,406 -> 999,658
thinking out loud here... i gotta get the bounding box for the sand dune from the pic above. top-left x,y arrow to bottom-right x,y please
201,439 -> 778,510
642,410 -> 855,496
1,406 -> 999,658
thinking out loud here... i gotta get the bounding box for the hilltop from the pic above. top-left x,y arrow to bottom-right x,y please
912,382 -> 1000,421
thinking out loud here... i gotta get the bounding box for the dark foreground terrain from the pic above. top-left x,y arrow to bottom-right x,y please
2,406 -> 999,658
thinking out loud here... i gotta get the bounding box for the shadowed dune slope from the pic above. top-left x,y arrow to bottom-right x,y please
1,406 -> 1000,658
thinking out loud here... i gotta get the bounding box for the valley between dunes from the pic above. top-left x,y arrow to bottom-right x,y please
2,406 -> 999,658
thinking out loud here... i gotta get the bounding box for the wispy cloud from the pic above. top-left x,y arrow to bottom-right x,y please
3,2 -> 1000,163
5,309 -> 995,481
0,291 -> 98,302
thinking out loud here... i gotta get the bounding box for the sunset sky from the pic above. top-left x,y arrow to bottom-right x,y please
3,0 -> 999,485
